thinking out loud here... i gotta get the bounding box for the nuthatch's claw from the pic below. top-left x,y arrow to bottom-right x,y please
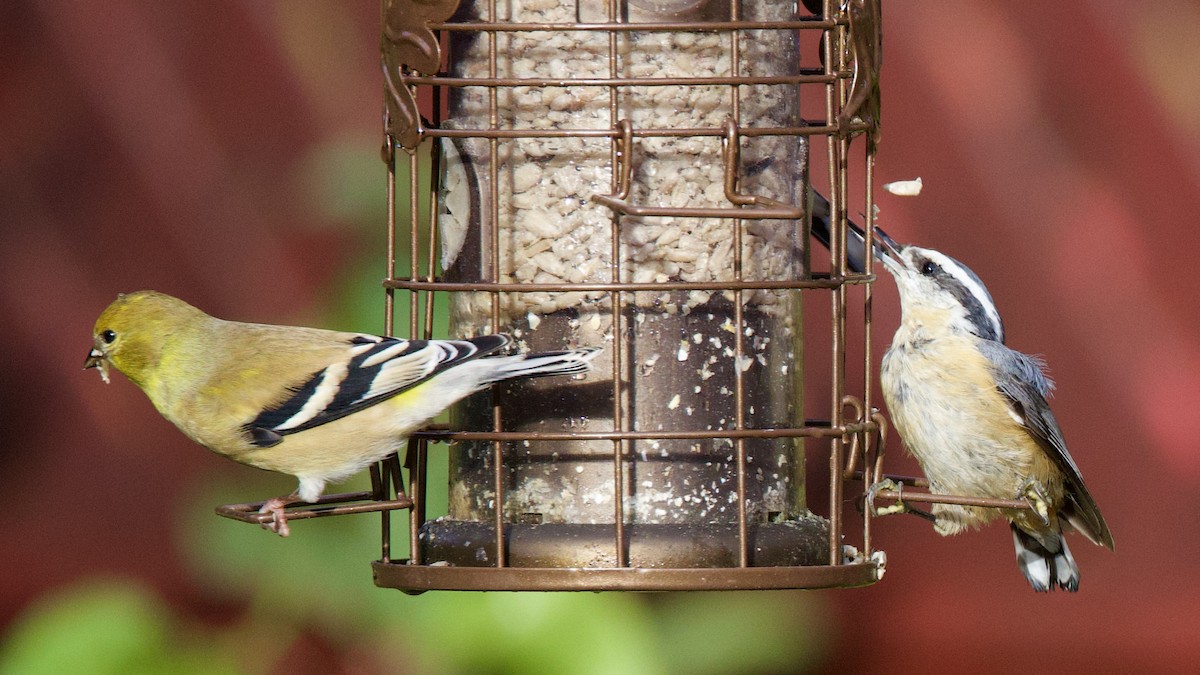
1018,477 -> 1052,528
867,479 -> 907,516
866,479 -> 935,522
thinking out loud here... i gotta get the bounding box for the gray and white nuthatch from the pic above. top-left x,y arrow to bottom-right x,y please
869,230 -> 1115,591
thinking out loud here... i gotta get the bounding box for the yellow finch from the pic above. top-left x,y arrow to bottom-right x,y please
84,291 -> 599,536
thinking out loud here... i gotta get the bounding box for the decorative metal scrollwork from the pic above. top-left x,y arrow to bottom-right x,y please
381,0 -> 460,151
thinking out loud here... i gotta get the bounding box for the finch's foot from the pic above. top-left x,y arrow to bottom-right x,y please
258,496 -> 297,537
866,479 -> 935,522
1017,477 -> 1052,528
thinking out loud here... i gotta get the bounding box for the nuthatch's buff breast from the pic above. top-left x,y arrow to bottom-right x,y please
881,314 -> 1064,537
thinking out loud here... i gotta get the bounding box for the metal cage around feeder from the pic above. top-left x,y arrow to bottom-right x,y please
360,0 -> 887,592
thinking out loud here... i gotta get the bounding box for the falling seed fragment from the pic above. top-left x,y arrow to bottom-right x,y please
883,177 -> 922,196
668,394 -> 681,410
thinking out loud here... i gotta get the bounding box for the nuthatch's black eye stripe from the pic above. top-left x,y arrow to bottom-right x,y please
913,248 -> 1005,343
946,281 -> 1003,342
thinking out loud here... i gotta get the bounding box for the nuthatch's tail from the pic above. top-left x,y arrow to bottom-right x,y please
1012,525 -> 1080,592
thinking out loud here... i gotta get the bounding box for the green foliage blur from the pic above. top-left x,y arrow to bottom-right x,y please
0,138 -> 830,675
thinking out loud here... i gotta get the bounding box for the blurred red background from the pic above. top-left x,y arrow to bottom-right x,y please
3,1 -> 1198,673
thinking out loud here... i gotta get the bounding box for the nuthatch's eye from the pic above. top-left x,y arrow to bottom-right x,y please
920,260 -> 938,276
101,329 -> 117,343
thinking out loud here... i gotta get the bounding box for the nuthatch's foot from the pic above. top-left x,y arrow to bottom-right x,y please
258,496 -> 296,537
866,479 -> 935,522
1017,477 -> 1052,529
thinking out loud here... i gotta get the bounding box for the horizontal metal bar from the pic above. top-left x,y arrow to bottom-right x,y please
214,491 -> 413,525
373,561 -> 881,592
384,275 -> 877,293
847,471 -> 929,488
403,73 -> 833,88
420,123 -> 847,140
851,472 -> 1032,511
428,19 -> 839,33
591,194 -> 803,220
412,423 -> 877,443
874,489 -> 1032,511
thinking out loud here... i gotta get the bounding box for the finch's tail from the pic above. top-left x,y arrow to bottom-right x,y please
481,347 -> 600,384
1012,524 -> 1079,592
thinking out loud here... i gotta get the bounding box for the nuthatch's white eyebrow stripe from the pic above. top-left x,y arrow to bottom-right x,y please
917,247 -> 1004,342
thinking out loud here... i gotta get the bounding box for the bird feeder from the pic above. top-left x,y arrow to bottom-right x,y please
214,0 -> 885,591
360,0 -> 886,592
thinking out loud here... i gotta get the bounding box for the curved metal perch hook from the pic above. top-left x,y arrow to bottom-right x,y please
868,408 -> 889,486
840,394 -> 867,480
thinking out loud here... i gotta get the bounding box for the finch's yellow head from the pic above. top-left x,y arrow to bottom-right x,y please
85,291 -> 208,387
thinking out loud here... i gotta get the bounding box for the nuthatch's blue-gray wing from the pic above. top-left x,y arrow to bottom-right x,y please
978,340 -> 1116,550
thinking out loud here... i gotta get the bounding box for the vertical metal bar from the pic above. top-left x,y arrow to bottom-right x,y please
383,128 -> 397,565
406,145 -> 426,561
411,439 -> 426,564
384,138 -> 396,331
409,150 -> 421,339
415,28 -> 447,570
608,0 -> 627,569
729,0 -> 749,569
427,90 -> 443,340
823,0 -> 847,566
419,85 -> 440,567
486,0 -> 506,569
862,151 -> 877,554
375,461 -> 390,563
403,442 -> 419,563
406,147 -> 424,563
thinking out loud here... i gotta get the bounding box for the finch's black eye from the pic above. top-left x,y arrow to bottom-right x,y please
101,329 -> 117,343
920,260 -> 938,276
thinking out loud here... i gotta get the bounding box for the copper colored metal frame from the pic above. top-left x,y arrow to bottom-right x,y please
375,0 -> 886,592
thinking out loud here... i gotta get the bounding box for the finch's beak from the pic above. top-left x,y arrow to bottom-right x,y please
84,348 -> 111,384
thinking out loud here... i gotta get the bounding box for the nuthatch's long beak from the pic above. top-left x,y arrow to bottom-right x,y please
84,347 -> 111,383
873,226 -> 904,273
810,189 -> 900,274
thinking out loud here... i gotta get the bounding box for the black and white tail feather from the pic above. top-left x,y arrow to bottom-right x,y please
1012,526 -> 1080,592
245,334 -> 598,448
